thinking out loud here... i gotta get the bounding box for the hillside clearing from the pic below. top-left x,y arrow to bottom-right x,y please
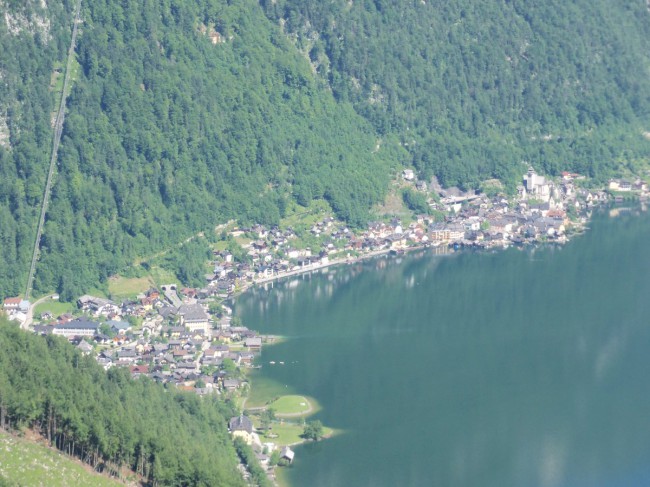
0,431 -> 126,487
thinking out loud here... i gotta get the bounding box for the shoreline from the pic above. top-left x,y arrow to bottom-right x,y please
231,209 -> 607,298
232,224 -> 584,298
235,198 -> 650,299
235,202 -> 647,487
237,244 -> 430,294
230,207 -> 606,485
240,201 -> 650,487
231,197 -> 650,305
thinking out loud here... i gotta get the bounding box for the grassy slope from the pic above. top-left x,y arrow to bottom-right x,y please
107,276 -> 155,300
33,300 -> 75,318
0,431 -> 125,487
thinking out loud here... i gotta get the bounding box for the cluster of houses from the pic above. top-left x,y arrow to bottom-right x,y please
5,168 -> 648,356
8,286 -> 294,479
203,169 -> 627,288
24,288 -> 268,396
608,178 -> 648,193
4,170 -> 647,329
421,168 -> 604,247
2,296 -> 30,323
48,169 -> 635,303
4,288 -> 293,481
3,168 -> 640,325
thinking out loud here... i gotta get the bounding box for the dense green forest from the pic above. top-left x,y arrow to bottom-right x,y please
0,0 -> 395,300
262,0 -> 650,187
0,0 -> 77,301
0,317 -> 245,486
2,0 -> 650,300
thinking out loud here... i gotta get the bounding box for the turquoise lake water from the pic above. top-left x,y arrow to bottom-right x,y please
236,207 -> 650,487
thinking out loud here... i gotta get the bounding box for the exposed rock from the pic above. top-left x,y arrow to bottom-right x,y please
2,0 -> 51,43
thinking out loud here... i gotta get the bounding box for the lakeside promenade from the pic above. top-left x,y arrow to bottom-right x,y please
245,245 -> 433,289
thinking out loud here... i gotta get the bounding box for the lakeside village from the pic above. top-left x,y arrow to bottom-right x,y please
3,286 -> 303,482
2,168 -> 649,482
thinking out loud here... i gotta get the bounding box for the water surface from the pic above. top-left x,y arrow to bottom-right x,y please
237,208 -> 650,487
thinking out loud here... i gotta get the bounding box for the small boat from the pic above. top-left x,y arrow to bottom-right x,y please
279,361 -> 285,365
269,361 -> 276,365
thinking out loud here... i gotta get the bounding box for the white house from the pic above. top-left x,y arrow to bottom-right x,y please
402,169 -> 415,181
52,319 -> 100,338
178,304 -> 210,334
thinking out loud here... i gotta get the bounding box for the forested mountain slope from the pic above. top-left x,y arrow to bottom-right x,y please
262,0 -> 650,187
0,317 -> 245,486
0,0 -> 77,300
0,0 -> 394,300
2,0 -> 650,300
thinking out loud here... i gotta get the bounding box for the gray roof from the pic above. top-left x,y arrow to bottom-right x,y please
178,304 -> 209,322
54,319 -> 99,330
77,295 -> 115,307
159,306 -> 177,318
177,362 -> 197,369
280,446 -> 295,461
109,321 -> 131,331
76,340 -> 94,352
229,414 -> 253,433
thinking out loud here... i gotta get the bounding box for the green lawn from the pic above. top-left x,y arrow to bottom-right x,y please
84,287 -> 108,299
50,69 -> 63,94
269,395 -> 316,417
212,240 -> 229,251
108,276 -> 154,299
280,199 -> 331,229
244,371 -> 298,408
255,421 -> 336,447
0,431 -> 124,487
65,57 -> 81,97
33,300 -> 74,318
260,422 -> 304,446
234,236 -> 253,247
147,267 -> 178,288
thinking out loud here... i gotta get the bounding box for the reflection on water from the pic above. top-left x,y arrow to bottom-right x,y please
237,208 -> 650,487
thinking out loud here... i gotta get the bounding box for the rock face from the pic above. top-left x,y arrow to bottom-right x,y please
0,113 -> 9,150
3,0 -> 51,41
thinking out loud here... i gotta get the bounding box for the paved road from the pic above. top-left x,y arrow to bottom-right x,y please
163,289 -> 182,308
22,294 -> 57,330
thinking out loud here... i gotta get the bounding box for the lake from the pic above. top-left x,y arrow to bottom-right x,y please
236,206 -> 650,487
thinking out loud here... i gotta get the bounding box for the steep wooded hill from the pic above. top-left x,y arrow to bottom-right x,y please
0,0 -> 394,300
0,317 -> 245,486
0,0 -> 77,300
2,0 -> 650,299
263,0 -> 650,187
